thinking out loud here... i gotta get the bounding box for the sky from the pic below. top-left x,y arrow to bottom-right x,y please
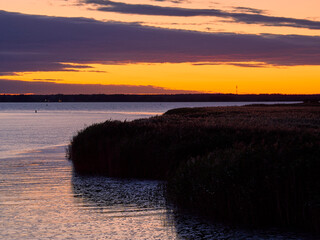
0,0 -> 320,94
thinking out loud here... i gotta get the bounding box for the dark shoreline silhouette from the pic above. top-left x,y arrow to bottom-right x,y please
68,103 -> 320,233
0,93 -> 319,102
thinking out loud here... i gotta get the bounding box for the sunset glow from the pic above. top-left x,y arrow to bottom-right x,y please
1,0 -> 319,94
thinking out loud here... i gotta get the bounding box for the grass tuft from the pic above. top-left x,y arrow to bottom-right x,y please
68,103 -> 320,232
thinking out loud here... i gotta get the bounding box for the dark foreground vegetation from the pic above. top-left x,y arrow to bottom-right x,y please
68,102 -> 320,233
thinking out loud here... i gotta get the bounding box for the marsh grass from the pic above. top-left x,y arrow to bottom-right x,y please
68,103 -> 320,232
168,136 -> 320,231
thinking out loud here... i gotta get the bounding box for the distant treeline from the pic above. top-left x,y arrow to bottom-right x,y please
0,94 -> 319,102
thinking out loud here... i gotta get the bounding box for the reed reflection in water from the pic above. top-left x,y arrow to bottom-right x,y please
72,173 -> 311,240
71,174 -> 177,238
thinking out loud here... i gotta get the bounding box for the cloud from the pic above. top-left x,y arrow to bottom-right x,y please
193,62 -> 271,68
83,0 -> 239,17
1,10 -> 320,76
231,7 -> 265,15
0,79 -> 199,94
0,72 -> 19,76
152,0 -> 187,3
0,60 -> 92,73
33,79 -> 64,82
81,0 -> 320,30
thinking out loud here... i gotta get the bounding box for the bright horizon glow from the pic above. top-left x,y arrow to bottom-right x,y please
3,63 -> 319,94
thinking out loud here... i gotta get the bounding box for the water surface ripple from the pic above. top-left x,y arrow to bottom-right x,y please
0,102 -> 310,239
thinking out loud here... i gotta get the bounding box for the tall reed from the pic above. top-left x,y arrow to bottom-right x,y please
68,104 -> 320,232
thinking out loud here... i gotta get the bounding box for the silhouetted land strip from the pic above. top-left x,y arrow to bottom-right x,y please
68,103 -> 320,233
0,93 -> 320,102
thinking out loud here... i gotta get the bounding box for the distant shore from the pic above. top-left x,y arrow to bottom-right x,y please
68,102 -> 320,233
0,93 -> 319,102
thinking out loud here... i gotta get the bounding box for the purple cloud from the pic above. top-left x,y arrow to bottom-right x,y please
82,0 -> 320,30
1,10 -> 320,76
231,7 -> 265,15
0,79 -> 199,94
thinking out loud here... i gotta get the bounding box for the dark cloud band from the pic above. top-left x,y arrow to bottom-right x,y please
1,10 -> 320,76
0,79 -> 198,94
82,0 -> 320,30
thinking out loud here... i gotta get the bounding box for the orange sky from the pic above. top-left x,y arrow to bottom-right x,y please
0,0 -> 319,94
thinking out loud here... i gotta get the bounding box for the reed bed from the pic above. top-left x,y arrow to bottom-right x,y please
68,103 -> 320,232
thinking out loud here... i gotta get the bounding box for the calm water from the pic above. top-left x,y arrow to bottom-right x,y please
0,102 -> 310,239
